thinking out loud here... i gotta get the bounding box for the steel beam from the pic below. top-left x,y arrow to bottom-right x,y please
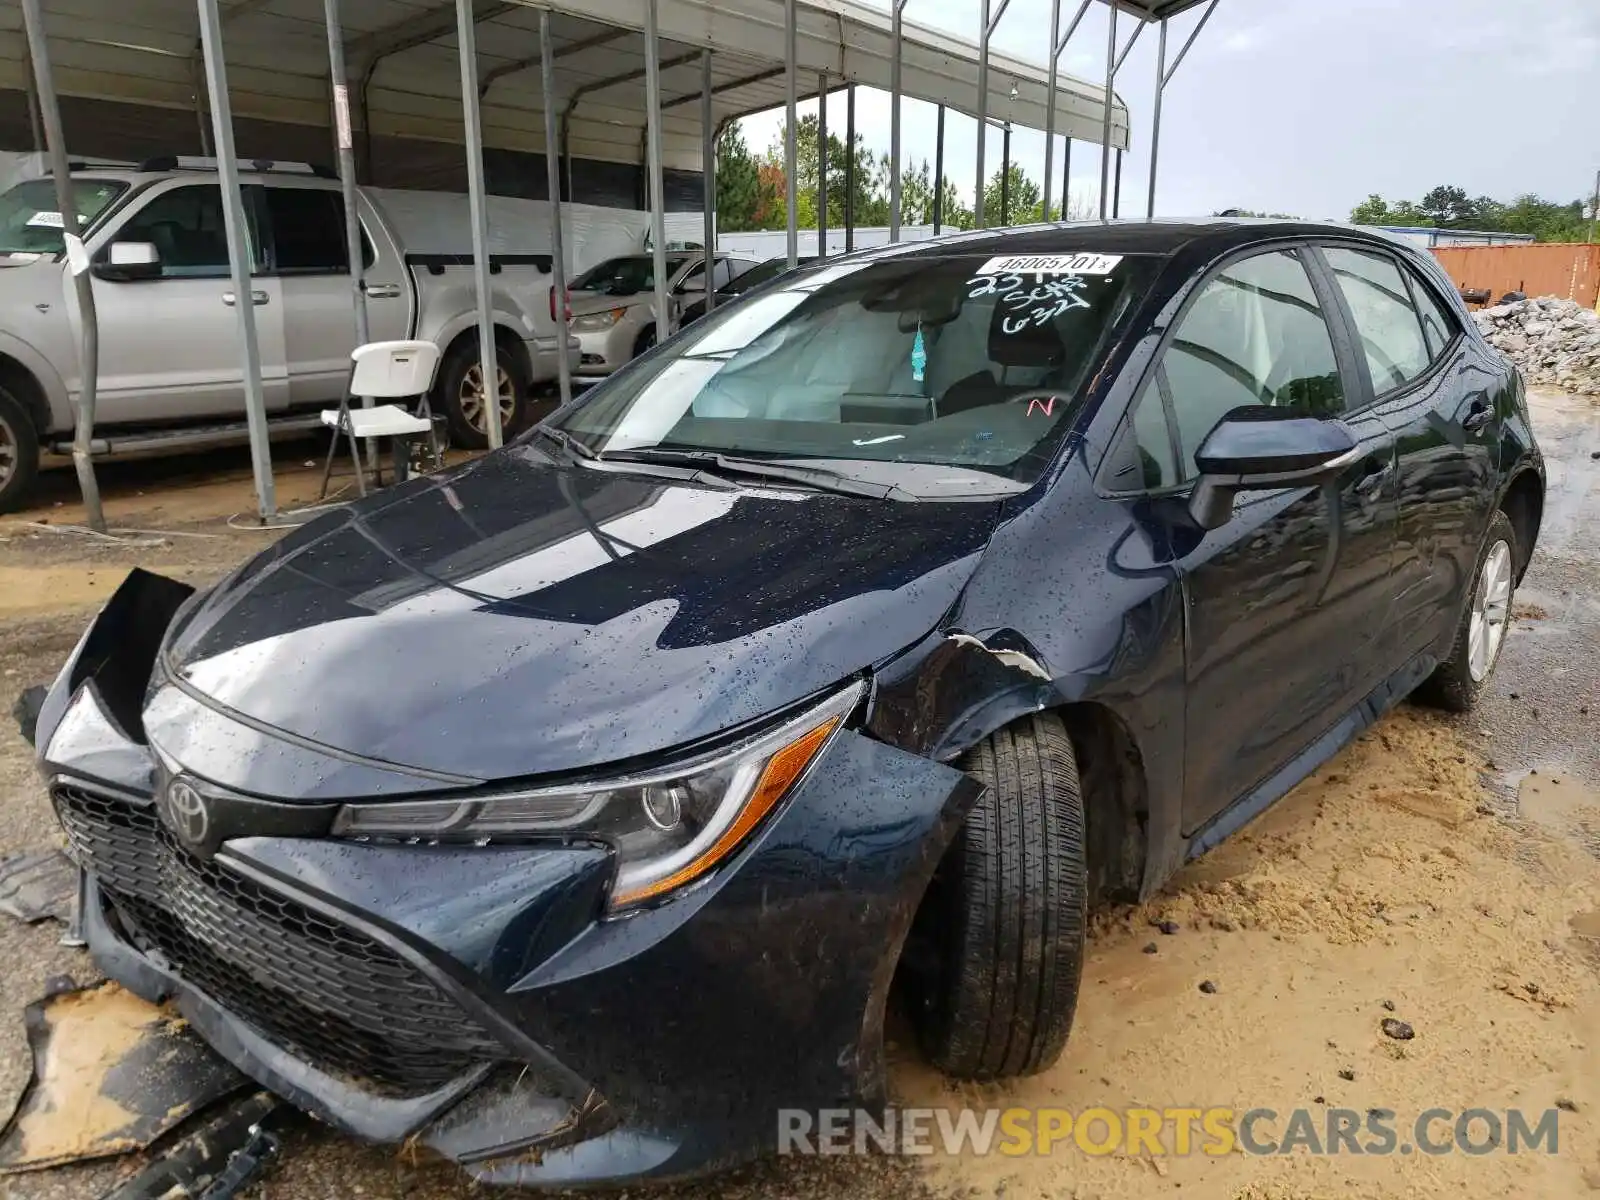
455,0 -> 502,449
817,76 -> 828,256
480,27 -> 627,98
20,0 -> 104,530
645,0 -> 670,338
196,0 -> 275,517
783,0 -> 798,268
702,52 -> 717,307
844,84 -> 855,251
1098,0 -> 1115,220
932,103 -> 944,233
541,10 -> 572,407
323,0 -> 368,349
888,0 -> 908,241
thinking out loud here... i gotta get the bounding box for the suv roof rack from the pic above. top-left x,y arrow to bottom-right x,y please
135,156 -> 339,180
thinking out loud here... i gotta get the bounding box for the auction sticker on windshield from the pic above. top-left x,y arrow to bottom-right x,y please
975,253 -> 1122,276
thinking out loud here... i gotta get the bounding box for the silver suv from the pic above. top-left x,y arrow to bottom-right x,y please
0,157 -> 577,511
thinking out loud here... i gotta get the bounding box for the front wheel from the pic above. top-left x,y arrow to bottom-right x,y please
0,385 -> 41,515
437,340 -> 526,450
909,712 -> 1087,1080
1414,509 -> 1518,712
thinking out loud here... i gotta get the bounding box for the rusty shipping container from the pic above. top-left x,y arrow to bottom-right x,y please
1432,243 -> 1600,310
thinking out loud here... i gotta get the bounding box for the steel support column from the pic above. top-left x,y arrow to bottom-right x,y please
1098,0 -> 1115,220
932,103 -> 944,233
783,0 -> 797,268
1062,135 -> 1071,217
888,0 -> 907,241
1042,0 -> 1090,221
702,53 -> 717,305
21,0 -> 105,530
645,0 -> 671,334
844,85 -> 855,252
975,0 -> 989,228
999,123 -> 1010,224
1149,0 -> 1219,219
197,0 -> 275,518
1113,147 -> 1122,217
542,10 -> 572,407
323,0 -> 369,349
817,77 -> 828,256
454,0 -> 502,448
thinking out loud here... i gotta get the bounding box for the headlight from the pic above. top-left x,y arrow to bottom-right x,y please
572,307 -> 626,331
331,681 -> 864,909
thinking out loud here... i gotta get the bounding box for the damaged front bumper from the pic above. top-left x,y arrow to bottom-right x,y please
35,570 -> 979,1186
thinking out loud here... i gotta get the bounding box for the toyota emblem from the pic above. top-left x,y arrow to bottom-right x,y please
161,778 -> 210,851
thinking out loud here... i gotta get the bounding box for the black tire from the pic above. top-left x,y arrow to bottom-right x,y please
634,325 -> 657,357
0,385 -> 41,516
912,712 -> 1087,1080
1414,509 -> 1519,713
436,339 -> 527,450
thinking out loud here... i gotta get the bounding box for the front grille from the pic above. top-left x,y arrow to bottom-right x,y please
53,781 -> 506,1096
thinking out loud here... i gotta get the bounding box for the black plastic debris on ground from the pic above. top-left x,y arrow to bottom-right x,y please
0,849 -> 78,924
100,1091 -> 287,1200
13,684 -> 46,748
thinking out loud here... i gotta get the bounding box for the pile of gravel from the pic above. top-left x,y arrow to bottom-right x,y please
1471,296 -> 1600,395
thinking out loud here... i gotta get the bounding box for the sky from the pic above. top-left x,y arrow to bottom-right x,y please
738,0 -> 1600,223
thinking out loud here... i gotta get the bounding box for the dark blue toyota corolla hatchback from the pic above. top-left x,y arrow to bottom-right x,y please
36,220 -> 1542,1185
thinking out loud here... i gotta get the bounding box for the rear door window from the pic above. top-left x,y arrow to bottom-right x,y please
1404,268 -> 1460,359
1323,246 -> 1432,393
263,187 -> 373,273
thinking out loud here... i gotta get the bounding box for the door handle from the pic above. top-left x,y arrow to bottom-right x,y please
364,283 -> 403,299
1462,396 -> 1493,432
222,290 -> 269,306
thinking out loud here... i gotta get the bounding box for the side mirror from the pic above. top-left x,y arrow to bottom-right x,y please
1188,407 -> 1359,530
93,241 -> 162,282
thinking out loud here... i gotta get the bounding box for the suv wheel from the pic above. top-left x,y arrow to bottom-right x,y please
438,341 -> 526,450
909,712 -> 1087,1080
0,386 -> 40,515
634,326 -> 657,356
1415,509 -> 1519,712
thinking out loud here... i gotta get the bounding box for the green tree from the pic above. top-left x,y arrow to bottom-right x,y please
1350,194 -> 1391,225
714,125 -> 763,232
982,164 -> 1042,226
1419,184 -> 1476,227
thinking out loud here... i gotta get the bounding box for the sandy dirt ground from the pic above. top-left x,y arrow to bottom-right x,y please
0,391 -> 1596,1200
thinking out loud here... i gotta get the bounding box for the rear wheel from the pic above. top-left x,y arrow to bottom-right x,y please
0,386 -> 40,515
1415,509 -> 1518,712
634,326 -> 657,357
437,340 -> 526,450
909,712 -> 1087,1080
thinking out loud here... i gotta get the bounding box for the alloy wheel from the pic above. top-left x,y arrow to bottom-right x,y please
0,415 -> 15,488
1467,539 -> 1513,682
458,363 -> 517,436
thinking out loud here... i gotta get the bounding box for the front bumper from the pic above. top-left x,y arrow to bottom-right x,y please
571,318 -> 641,375
528,333 -> 582,384
36,572 -> 979,1186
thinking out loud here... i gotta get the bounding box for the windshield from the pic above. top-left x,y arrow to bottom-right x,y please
571,254 -> 691,296
548,251 -> 1158,487
725,257 -> 810,296
0,178 -> 126,256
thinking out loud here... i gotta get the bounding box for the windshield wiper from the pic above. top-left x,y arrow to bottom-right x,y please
532,425 -> 597,462
599,447 -> 915,500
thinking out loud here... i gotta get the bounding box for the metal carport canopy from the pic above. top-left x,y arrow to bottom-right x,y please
1,0 -> 1131,175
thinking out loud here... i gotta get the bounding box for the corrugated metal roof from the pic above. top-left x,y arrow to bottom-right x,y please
0,0 -> 1133,171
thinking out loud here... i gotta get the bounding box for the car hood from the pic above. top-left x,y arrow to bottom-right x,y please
164,446 -> 999,783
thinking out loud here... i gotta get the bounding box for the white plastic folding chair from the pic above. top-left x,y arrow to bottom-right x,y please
319,340 -> 443,500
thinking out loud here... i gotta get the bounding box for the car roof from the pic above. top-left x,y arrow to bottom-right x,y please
854,217 -> 1403,264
